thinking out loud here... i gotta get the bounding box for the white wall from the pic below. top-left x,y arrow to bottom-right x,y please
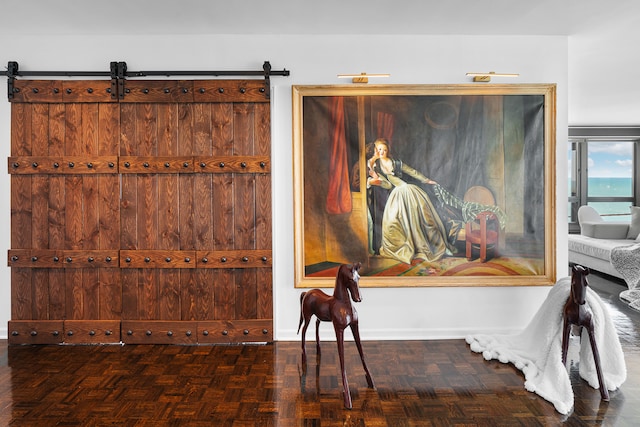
568,12 -> 640,125
0,34 -> 569,340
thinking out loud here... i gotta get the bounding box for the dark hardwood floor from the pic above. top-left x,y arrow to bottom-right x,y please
1,272 -> 638,426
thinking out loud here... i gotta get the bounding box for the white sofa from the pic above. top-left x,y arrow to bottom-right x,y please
568,206 -> 640,279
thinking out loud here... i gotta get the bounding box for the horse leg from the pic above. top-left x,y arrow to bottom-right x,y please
315,318 -> 321,356
298,292 -> 310,367
334,326 -> 352,409
587,324 -> 610,401
561,316 -> 571,365
350,322 -> 375,389
300,314 -> 312,367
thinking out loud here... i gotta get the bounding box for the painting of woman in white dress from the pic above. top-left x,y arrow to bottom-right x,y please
367,138 -> 505,264
293,85 -> 556,287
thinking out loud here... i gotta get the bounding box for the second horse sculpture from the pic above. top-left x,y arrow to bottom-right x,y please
297,262 -> 375,409
562,264 -> 609,401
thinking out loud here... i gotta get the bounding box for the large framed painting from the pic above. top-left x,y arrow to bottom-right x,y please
292,84 -> 556,288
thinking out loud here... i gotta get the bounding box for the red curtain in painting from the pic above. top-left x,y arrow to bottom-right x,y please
326,96 -> 352,214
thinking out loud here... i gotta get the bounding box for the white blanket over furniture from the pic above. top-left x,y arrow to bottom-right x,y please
611,243 -> 640,311
466,277 -> 626,415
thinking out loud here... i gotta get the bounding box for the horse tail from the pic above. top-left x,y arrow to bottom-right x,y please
297,291 -> 307,334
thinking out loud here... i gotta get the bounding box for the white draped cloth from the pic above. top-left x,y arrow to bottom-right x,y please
466,277 -> 627,414
611,243 -> 640,311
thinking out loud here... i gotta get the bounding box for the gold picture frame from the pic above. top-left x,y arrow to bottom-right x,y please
293,84 -> 556,288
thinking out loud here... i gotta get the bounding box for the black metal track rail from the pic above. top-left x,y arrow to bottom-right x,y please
4,60 -> 289,100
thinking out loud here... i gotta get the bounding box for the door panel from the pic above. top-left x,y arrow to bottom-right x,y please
8,79 -> 272,344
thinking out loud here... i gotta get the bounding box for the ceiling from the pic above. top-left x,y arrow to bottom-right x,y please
1,0 -> 636,36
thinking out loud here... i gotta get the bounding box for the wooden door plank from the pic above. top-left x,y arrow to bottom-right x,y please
64,103 -> 84,320
157,103 -> 181,320
233,104 -> 258,320
177,104 -> 197,320
31,104 -> 51,320
98,103 -> 121,320
136,103 -> 159,321
254,103 -> 273,319
48,104 -> 67,320
210,104 -> 236,320
120,104 -> 140,320
10,104 -> 34,320
82,103 -> 100,319
192,103 -> 214,321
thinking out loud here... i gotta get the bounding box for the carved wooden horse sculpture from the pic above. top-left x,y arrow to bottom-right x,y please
562,265 -> 609,401
297,262 -> 375,409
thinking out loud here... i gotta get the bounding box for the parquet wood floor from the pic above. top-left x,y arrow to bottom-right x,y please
1,272 -> 638,426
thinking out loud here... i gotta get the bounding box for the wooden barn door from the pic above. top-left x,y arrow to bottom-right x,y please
8,79 -> 273,344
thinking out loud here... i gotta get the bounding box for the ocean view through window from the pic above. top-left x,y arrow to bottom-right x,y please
568,138 -> 635,226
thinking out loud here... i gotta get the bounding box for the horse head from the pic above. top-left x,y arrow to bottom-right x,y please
337,262 -> 363,303
570,264 -> 590,305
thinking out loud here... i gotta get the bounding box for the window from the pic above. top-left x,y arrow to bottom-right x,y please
568,127 -> 640,233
